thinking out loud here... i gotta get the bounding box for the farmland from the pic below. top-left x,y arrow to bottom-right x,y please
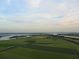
0,34 -> 79,59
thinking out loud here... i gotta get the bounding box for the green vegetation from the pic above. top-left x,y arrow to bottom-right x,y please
0,35 -> 79,59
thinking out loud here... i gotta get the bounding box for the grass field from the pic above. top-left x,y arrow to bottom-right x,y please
0,35 -> 79,59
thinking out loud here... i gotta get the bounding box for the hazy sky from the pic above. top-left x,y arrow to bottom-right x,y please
0,0 -> 79,33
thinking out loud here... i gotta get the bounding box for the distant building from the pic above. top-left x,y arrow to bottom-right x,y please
26,35 -> 31,38
53,33 -> 58,35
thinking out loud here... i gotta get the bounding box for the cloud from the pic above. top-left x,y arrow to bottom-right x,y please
27,0 -> 42,8
0,0 -> 66,32
0,0 -> 79,32
0,12 -> 56,32
58,1 -> 79,32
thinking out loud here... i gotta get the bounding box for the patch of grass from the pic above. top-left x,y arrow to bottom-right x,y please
0,36 -> 79,59
0,47 -> 78,59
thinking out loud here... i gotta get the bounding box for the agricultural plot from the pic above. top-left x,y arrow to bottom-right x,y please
0,35 -> 79,59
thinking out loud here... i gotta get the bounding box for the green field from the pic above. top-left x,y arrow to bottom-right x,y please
0,35 -> 79,59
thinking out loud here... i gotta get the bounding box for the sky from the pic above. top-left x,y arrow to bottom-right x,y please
0,0 -> 79,33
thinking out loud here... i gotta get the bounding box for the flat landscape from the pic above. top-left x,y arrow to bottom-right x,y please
0,35 -> 79,59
